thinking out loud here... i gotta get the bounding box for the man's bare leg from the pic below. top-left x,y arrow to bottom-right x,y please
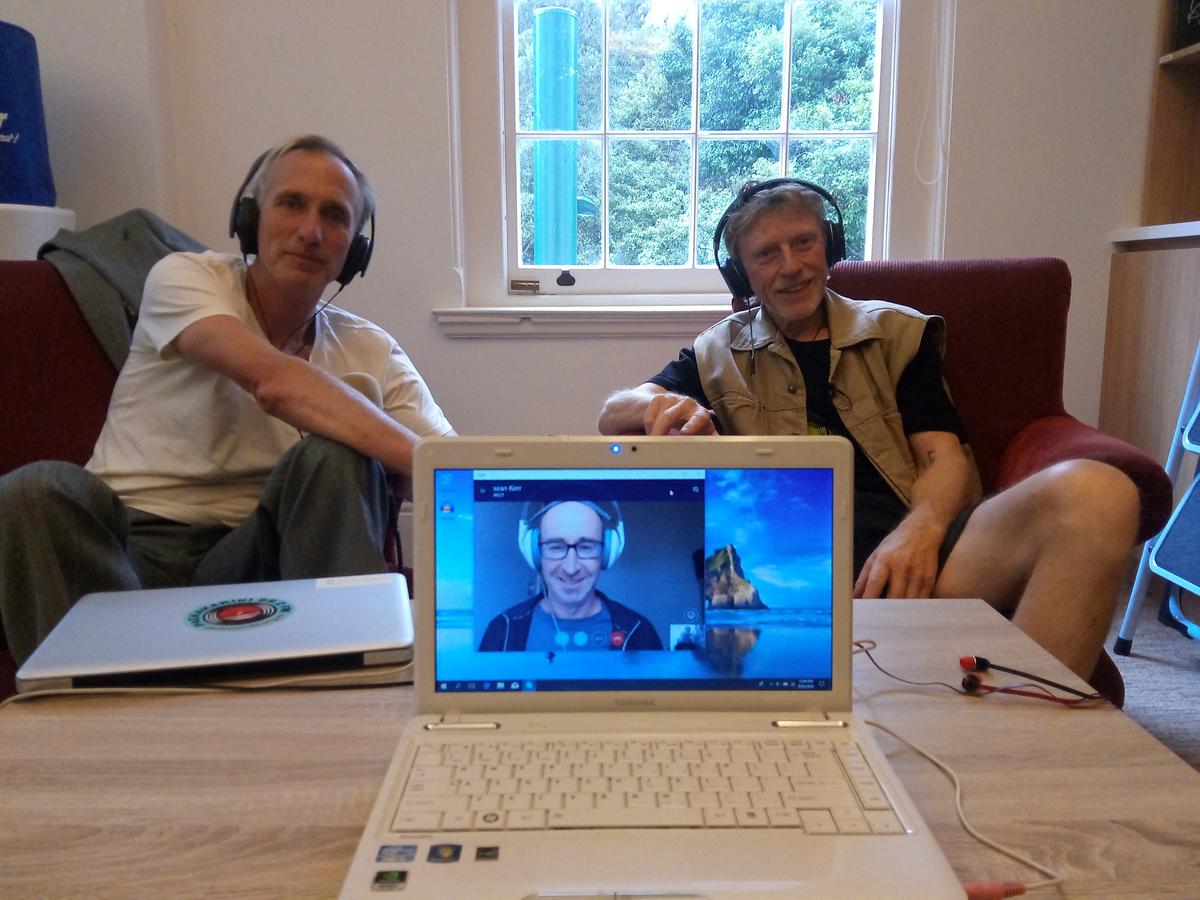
932,459 -> 1140,680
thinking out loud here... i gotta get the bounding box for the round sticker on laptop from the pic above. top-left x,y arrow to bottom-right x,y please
187,598 -> 293,629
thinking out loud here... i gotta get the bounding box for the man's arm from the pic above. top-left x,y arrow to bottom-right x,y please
854,430 -> 973,600
174,314 -> 421,474
598,383 -> 717,436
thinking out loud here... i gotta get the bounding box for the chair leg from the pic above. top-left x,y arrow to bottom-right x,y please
1158,585 -> 1200,640
1115,543 -> 1158,655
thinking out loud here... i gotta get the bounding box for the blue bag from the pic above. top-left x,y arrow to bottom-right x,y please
0,21 -> 56,206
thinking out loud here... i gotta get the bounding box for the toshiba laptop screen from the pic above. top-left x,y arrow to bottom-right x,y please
428,444 -> 841,697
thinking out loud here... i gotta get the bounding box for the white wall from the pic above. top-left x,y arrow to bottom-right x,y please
0,0 -> 1160,432
0,0 -> 172,224
941,0 -> 1158,423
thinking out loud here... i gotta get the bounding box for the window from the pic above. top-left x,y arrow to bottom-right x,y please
448,0 -> 946,336
503,0 -> 892,300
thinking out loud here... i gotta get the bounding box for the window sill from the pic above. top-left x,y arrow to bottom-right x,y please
433,304 -> 731,338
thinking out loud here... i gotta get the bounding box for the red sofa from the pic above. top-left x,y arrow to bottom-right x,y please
0,256 -> 1171,702
0,260 -> 114,694
823,257 -> 1170,528
0,260 -> 116,478
824,258 -> 1173,707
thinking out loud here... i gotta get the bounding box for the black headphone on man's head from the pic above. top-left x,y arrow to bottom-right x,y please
228,149 -> 375,287
711,177 -> 846,301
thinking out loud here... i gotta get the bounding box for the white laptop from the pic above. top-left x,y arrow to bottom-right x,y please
339,436 -> 963,899
16,573 -> 412,693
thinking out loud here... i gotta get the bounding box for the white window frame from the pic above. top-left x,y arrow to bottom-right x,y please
439,0 -> 951,338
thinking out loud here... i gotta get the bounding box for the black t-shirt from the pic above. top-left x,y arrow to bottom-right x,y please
648,324 -> 967,574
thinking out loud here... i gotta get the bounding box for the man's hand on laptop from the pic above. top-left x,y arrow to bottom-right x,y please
644,392 -> 717,436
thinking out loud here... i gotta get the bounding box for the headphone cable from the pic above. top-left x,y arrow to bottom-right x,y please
246,268 -> 345,355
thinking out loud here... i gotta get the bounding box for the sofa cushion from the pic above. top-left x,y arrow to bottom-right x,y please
0,260 -> 117,475
828,257 -> 1071,492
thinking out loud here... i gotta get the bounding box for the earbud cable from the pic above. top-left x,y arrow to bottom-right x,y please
865,718 -> 1062,892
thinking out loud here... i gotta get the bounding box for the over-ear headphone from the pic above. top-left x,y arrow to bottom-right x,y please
228,149 -> 375,287
712,177 -> 846,300
517,497 -> 625,571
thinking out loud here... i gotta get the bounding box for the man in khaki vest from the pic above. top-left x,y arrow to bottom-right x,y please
599,179 -> 1138,685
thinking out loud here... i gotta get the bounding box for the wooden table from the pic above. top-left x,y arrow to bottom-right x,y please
2,599 -> 1198,899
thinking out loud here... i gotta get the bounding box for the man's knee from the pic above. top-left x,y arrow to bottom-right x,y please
273,436 -> 390,511
0,460 -> 116,516
1021,459 -> 1140,544
0,461 -> 72,508
283,435 -> 379,481
259,436 -> 394,576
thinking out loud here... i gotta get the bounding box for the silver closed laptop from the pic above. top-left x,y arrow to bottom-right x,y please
16,573 -> 413,692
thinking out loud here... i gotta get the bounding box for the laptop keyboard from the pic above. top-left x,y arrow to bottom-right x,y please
390,735 -> 905,835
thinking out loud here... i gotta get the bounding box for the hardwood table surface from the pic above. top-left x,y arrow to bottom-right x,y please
1,598 -> 1197,899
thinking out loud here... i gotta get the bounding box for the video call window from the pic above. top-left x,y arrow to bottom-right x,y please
432,467 -> 834,693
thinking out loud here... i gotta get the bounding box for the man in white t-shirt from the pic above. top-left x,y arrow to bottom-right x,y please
0,134 -> 454,664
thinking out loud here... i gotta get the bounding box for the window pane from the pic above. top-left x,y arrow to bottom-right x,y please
790,0 -> 879,131
519,138 -> 603,266
608,139 -> 692,266
517,0 -> 603,132
499,0 -> 890,297
608,0 -> 696,131
788,137 -> 871,260
699,0 -> 785,132
697,139 -> 781,265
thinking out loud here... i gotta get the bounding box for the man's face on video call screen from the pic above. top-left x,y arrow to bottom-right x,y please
538,502 -> 604,611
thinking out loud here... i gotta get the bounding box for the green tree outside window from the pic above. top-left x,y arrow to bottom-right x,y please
515,0 -> 880,271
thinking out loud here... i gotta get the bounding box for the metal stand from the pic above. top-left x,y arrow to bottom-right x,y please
1114,340 -> 1200,655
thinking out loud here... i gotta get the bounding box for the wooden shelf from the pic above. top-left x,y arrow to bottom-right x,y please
1103,8 -> 1200,465
1101,245 -> 1200,465
1142,4 -> 1200,225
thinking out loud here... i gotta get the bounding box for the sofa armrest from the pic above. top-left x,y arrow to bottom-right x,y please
995,415 -> 1171,543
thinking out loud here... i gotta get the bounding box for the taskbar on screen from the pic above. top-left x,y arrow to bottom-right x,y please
435,677 -> 830,693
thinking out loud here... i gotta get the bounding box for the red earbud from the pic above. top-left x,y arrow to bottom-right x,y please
959,654 -> 1100,702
